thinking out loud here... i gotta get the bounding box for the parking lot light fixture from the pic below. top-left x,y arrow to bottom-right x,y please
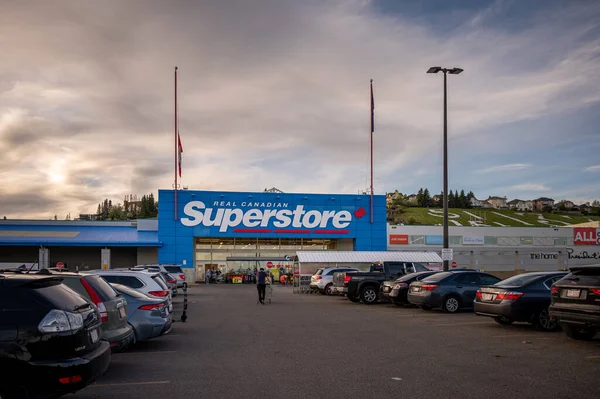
427,66 -> 463,271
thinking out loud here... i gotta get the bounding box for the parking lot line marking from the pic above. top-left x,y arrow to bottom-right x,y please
92,380 -> 171,387
585,355 -> 600,359
432,321 -> 490,326
114,350 -> 177,355
491,334 -> 532,338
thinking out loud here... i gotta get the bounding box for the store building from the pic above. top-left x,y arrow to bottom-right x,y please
157,189 -> 387,282
387,225 -> 600,278
0,219 -> 160,270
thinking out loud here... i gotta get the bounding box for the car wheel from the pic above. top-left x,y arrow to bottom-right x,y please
360,286 -> 379,304
325,284 -> 334,296
535,309 -> 559,331
493,316 -> 514,325
561,323 -> 596,340
442,296 -> 460,313
347,295 -> 360,303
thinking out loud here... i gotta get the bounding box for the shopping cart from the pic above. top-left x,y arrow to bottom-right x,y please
257,282 -> 273,304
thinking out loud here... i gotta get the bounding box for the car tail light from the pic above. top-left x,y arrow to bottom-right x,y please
148,290 -> 170,297
551,286 -> 559,294
394,283 -> 408,289
59,376 -> 82,384
315,276 -> 322,280
139,303 -> 165,311
591,288 -> 600,295
179,274 -> 186,280
476,291 -> 482,298
168,278 -> 176,284
496,292 -> 524,301
80,278 -> 108,322
421,284 -> 439,291
344,275 -> 352,283
38,309 -> 84,333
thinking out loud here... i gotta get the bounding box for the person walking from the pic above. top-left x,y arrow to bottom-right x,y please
256,267 -> 268,304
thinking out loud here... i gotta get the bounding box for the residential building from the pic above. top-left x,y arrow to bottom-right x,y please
486,196 -> 508,209
553,200 -> 575,210
507,199 -> 534,211
432,195 -> 441,204
470,197 -> 490,208
407,194 -> 418,204
533,197 -> 555,212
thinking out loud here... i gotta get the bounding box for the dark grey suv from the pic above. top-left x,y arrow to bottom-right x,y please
407,270 -> 502,313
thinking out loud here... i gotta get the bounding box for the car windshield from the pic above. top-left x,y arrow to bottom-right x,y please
495,274 -> 543,287
397,271 -> 435,283
111,283 -> 149,299
420,272 -> 453,283
164,266 -> 183,274
83,275 -> 118,301
152,275 -> 169,290
565,267 -> 600,285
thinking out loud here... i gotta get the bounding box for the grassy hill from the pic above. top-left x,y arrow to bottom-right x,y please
392,208 -> 600,227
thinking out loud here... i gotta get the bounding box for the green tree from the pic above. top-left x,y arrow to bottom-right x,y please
459,190 -> 467,209
466,191 -> 475,209
422,188 -> 432,207
448,191 -> 455,208
416,188 -> 424,208
108,204 -> 125,220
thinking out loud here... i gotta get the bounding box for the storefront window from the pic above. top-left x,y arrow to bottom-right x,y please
324,240 -> 339,250
195,252 -> 212,261
235,238 -> 257,250
196,238 -> 215,249
214,238 -> 235,250
302,239 -> 326,249
258,238 -> 280,250
280,238 -> 302,250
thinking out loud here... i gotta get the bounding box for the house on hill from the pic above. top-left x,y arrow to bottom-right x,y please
533,197 -> 555,211
486,196 -> 508,209
507,199 -> 533,211
470,197 -> 491,208
553,200 -> 575,211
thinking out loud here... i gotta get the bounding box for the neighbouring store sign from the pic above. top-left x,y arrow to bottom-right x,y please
566,247 -> 600,260
529,252 -> 559,260
389,234 -> 408,245
181,201 -> 364,233
425,235 -> 444,245
463,236 -> 484,245
574,227 -> 600,245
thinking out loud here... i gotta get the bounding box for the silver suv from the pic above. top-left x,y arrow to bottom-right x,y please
310,267 -> 360,295
135,264 -> 187,288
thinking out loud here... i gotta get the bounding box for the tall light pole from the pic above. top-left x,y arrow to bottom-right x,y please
427,66 -> 463,271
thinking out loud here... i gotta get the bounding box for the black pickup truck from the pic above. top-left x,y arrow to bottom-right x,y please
334,262 -> 430,304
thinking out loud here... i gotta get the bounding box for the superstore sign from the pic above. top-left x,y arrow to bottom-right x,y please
181,200 -> 366,233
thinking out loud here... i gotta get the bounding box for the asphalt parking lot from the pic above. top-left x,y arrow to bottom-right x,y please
74,284 -> 600,399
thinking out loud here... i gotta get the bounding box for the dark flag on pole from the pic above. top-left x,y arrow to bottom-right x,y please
178,131 -> 183,177
369,79 -> 374,224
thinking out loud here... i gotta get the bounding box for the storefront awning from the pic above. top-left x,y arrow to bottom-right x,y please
296,251 -> 442,263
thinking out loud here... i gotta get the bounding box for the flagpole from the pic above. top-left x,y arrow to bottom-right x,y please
370,79 -> 374,224
174,66 -> 178,221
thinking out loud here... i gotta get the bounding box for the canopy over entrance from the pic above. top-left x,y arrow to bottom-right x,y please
295,251 -> 442,264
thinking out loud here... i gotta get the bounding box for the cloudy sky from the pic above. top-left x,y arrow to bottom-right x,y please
1,0 -> 599,219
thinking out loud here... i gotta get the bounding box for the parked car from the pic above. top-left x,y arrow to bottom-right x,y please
109,283 -> 172,343
380,271 -> 440,305
0,271 -> 111,398
474,271 -> 567,330
36,269 -> 134,352
88,269 -> 173,314
131,267 -> 178,296
135,264 -> 187,288
345,262 -> 430,304
310,267 -> 359,295
408,270 -> 502,313
549,264 -> 600,340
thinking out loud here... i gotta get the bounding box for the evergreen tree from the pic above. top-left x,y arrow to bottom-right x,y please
439,191 -> 444,208
96,204 -> 102,216
423,188 -> 432,207
448,191 -> 455,208
459,190 -> 467,209
416,188 -> 424,207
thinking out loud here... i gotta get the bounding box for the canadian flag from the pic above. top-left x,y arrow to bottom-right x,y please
178,131 -> 183,177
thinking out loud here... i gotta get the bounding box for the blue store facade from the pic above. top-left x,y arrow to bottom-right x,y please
158,189 -> 386,281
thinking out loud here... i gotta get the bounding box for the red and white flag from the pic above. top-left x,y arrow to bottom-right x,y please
178,131 -> 183,177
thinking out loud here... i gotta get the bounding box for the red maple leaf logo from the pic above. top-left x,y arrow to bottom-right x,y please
354,207 -> 366,219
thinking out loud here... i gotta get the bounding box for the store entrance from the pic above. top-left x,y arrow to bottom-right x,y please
225,257 -> 293,285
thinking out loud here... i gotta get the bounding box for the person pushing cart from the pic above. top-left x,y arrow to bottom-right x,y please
256,268 -> 272,304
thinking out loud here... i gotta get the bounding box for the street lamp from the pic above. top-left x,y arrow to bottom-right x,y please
427,66 -> 463,271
